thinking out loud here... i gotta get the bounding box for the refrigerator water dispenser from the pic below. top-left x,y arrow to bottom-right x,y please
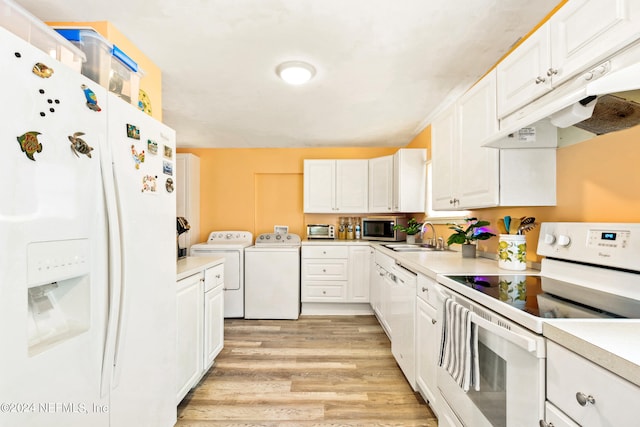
26,239 -> 91,356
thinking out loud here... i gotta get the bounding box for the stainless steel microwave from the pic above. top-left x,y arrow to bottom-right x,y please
306,224 -> 335,239
361,216 -> 407,241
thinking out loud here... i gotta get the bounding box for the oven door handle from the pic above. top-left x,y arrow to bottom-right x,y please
471,312 -> 537,353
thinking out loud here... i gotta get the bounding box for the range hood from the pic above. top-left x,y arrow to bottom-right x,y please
484,40 -> 640,148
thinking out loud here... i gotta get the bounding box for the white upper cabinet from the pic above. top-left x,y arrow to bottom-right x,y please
498,0 -> 640,121
432,69 -> 555,210
457,71 -> 500,208
431,105 -> 459,210
550,0 -> 640,87
304,159 -> 368,213
497,23 -> 552,119
393,148 -> 426,212
368,155 -> 394,213
432,70 -> 499,210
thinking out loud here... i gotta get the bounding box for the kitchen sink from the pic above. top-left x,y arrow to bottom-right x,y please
383,243 -> 450,252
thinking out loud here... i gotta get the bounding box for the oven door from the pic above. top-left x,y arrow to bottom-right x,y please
437,294 -> 545,427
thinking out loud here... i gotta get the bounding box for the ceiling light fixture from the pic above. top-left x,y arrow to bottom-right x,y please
276,61 -> 316,85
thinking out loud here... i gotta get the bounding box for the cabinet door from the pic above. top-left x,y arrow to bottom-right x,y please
368,155 -> 394,213
497,22 -> 551,118
430,105 -> 459,210
203,286 -> 224,369
304,160 -> 336,213
176,273 -> 203,403
457,70 -> 500,209
393,148 -> 426,212
348,246 -> 370,302
336,159 -> 369,213
416,298 -> 439,411
550,0 -> 640,87
369,250 -> 381,314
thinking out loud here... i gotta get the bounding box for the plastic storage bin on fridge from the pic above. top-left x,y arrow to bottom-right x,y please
0,0 -> 85,72
55,28 -> 143,105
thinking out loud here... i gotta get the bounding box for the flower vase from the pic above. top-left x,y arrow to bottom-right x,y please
406,234 -> 416,244
461,243 -> 476,258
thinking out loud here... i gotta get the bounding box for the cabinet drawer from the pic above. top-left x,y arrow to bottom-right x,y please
544,401 -> 579,427
302,259 -> 348,280
302,245 -> 348,259
302,281 -> 346,301
547,340 -> 640,427
204,264 -> 224,292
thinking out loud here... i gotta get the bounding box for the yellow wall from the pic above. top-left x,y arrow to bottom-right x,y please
404,124 -> 640,262
176,147 -> 398,243
46,21 -> 163,121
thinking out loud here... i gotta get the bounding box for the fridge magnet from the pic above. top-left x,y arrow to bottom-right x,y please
126,124 -> 140,140
81,84 -> 101,112
32,62 -> 54,78
138,89 -> 152,116
163,145 -> 173,159
162,161 -> 173,176
141,175 -> 157,193
130,145 -> 145,169
16,131 -> 43,161
147,139 -> 158,155
165,177 -> 174,193
68,132 -> 94,158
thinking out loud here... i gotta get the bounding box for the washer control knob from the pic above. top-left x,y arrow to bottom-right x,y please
544,234 -> 556,245
276,234 -> 282,240
266,235 -> 271,240
557,235 -> 571,247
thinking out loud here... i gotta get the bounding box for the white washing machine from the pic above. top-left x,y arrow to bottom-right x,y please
190,231 -> 253,318
244,233 -> 301,320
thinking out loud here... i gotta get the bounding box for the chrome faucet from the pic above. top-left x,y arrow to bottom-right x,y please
420,222 -> 437,247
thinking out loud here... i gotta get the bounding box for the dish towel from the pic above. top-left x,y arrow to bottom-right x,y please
438,297 -> 480,392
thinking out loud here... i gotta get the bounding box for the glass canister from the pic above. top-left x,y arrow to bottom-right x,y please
498,234 -> 527,270
338,217 -> 346,240
346,217 -> 355,240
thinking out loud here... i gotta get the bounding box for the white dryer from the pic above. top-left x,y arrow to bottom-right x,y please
190,231 -> 253,318
245,233 -> 301,320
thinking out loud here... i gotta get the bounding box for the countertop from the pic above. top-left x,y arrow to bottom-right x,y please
544,320 -> 640,387
369,242 -> 639,387
177,255 -> 225,281
302,239 -> 370,246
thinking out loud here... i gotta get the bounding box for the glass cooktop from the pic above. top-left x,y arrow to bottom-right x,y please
443,275 -> 621,319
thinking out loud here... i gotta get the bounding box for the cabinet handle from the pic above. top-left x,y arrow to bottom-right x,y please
215,274 -> 221,279
322,269 -> 326,272
576,392 -> 596,406
432,319 -> 437,324
322,290 -> 327,294
546,68 -> 558,77
535,76 -> 546,84
421,287 -> 428,292
539,421 -> 554,427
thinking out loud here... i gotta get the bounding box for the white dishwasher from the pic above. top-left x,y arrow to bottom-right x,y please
388,262 -> 417,390
244,233 -> 301,319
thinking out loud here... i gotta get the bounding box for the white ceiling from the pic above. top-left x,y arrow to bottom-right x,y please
16,0 -> 559,148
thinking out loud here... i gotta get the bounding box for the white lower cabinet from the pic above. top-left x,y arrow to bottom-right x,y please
176,262 -> 225,404
301,244 -> 371,314
543,401 -> 580,427
545,340 -> 640,427
176,272 -> 204,403
203,264 -> 224,370
416,274 -> 440,413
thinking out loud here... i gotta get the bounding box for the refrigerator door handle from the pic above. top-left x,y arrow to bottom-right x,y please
98,136 -> 124,397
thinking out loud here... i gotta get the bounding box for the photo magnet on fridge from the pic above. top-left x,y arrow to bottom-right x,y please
126,124 -> 140,140
141,175 -> 157,193
165,178 -> 174,193
147,139 -> 158,155
16,131 -> 43,161
163,145 -> 172,159
163,161 -> 173,176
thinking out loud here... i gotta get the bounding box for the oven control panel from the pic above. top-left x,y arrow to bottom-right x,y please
538,222 -> 639,270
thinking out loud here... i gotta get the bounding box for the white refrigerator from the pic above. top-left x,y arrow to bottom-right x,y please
0,26 -> 176,427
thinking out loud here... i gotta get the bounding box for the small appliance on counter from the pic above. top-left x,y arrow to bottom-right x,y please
306,224 -> 335,239
176,216 -> 190,259
361,216 -> 407,241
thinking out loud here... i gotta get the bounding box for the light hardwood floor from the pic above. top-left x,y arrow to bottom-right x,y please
176,315 -> 437,427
